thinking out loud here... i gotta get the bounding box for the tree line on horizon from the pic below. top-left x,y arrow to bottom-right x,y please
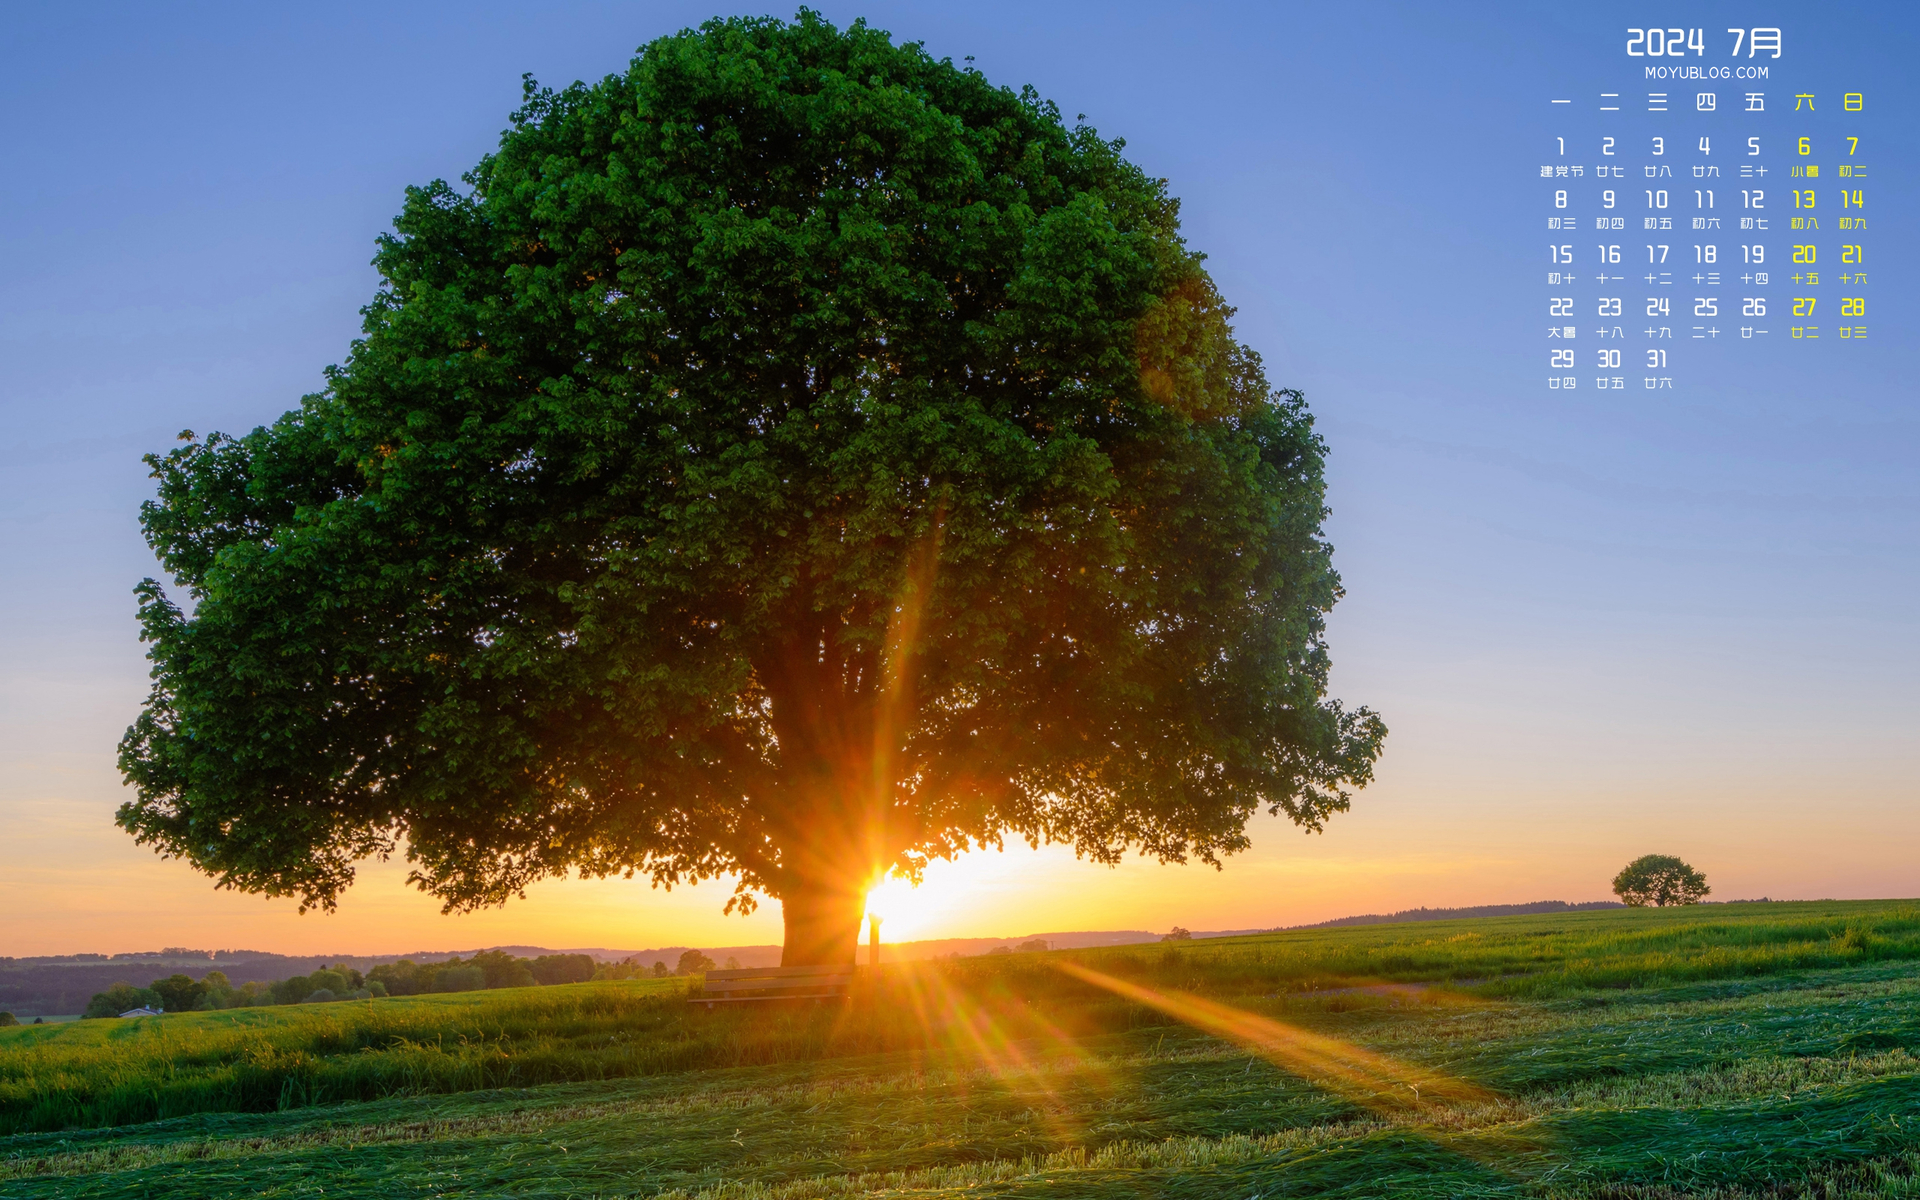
79,948 -> 739,1017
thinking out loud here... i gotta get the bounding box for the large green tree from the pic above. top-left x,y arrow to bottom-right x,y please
120,12 -> 1384,965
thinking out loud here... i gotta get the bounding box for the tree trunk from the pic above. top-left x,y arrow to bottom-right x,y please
779,877 -> 866,966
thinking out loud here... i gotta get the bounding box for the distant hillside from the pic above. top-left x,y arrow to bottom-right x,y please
0,934 -> 1158,1016
1284,900 -> 1626,929
0,953 -> 386,1018
0,903 -> 1651,1017
416,929 -> 1167,969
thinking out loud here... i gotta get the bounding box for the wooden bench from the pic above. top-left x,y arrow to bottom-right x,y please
693,964 -> 855,1008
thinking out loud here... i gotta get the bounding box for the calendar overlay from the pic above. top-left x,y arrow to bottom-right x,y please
1544,27 -> 1868,392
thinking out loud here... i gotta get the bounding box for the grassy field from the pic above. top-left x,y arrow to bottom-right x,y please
2,899 -> 1917,1197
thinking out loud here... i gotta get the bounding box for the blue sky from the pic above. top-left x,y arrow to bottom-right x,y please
1,2 -> 1913,955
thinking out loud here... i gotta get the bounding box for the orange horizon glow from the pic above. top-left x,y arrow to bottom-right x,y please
7,761 -> 1919,958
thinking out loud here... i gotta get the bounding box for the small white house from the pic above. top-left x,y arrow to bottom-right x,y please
117,1007 -> 163,1018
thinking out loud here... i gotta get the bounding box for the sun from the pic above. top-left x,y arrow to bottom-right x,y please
863,872 -> 950,944
859,843 -> 1090,946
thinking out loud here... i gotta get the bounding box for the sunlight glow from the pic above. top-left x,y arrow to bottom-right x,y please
1055,962 -> 1496,1115
863,872 -> 951,943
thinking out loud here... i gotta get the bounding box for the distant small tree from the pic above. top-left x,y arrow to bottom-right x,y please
651,961 -> 669,978
1016,939 -> 1049,953
1612,855 -> 1710,907
150,973 -> 207,1014
218,980 -> 266,1008
435,965 -> 486,993
723,956 -> 742,971
369,960 -> 426,996
528,953 -> 596,986
988,946 -> 1013,956
84,983 -> 162,1018
676,950 -> 717,976
0,1012 -> 17,1027
196,970 -> 235,1009
470,951 -> 536,989
307,968 -> 353,996
303,988 -> 338,1003
1161,927 -> 1193,942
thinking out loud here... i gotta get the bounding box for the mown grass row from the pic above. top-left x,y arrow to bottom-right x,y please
0,970 -> 1175,1134
0,899 -> 1913,1136
9,1031 -> 1917,1184
2,977 -> 1918,1198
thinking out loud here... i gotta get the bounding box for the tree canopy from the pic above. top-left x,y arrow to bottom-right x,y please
1612,855 -> 1711,907
149,973 -> 207,1015
119,11 -> 1384,964
83,984 -> 162,1019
